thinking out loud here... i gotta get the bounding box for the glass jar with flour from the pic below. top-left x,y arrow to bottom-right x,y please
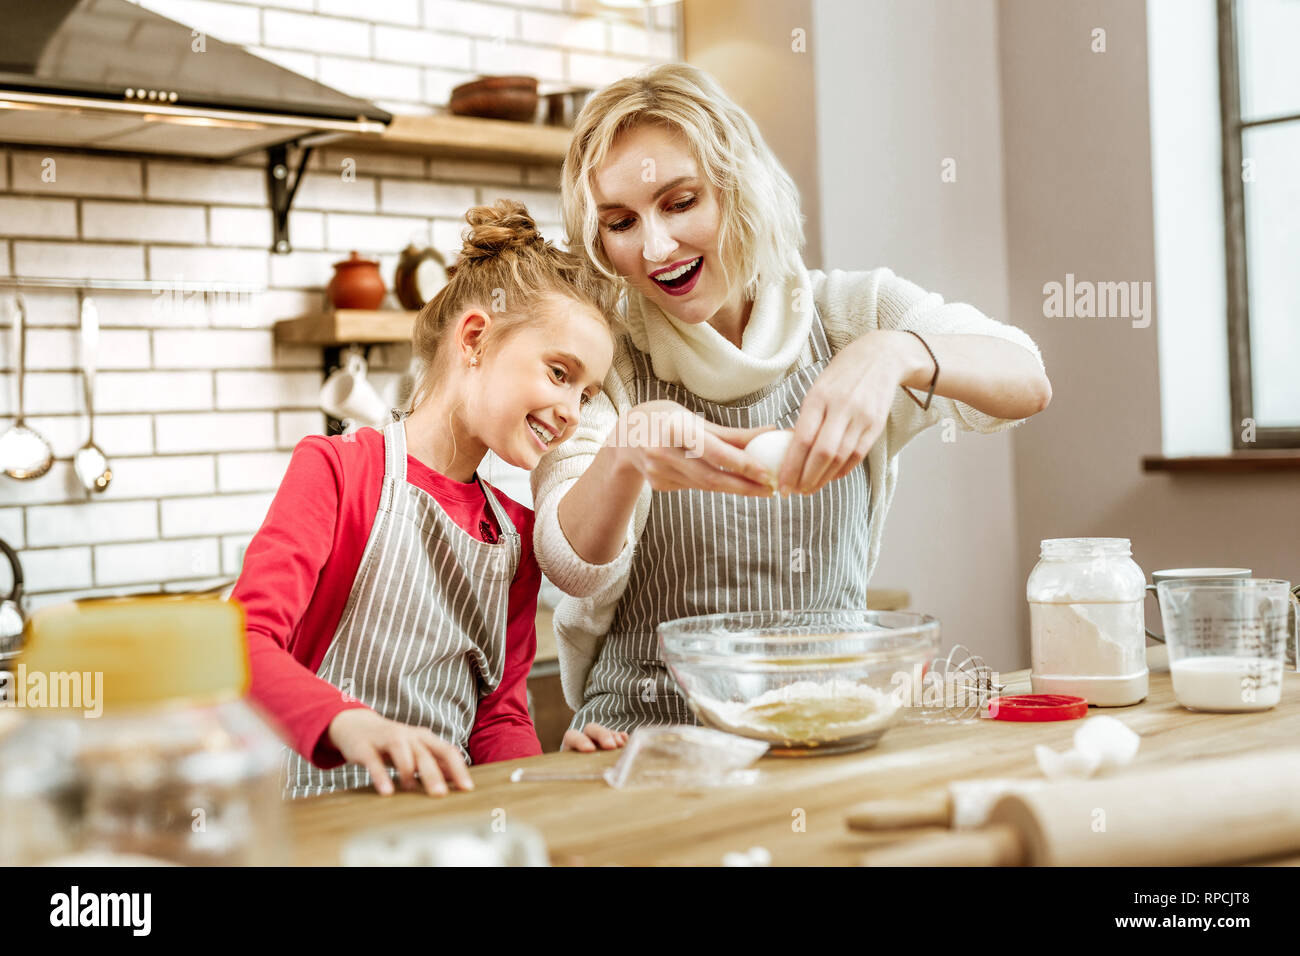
1027,538 -> 1148,706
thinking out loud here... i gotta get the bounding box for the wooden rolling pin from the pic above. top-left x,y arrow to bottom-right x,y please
847,779 -> 1045,831
862,747 -> 1300,866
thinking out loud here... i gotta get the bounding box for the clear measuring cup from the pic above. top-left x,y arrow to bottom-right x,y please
1156,578 -> 1299,712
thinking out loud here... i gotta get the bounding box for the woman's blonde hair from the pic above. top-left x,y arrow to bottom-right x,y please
408,199 -> 618,413
562,62 -> 804,302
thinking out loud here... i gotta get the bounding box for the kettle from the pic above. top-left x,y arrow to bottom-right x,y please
0,538 -> 25,674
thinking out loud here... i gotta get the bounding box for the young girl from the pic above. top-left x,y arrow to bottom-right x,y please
234,200 -> 626,799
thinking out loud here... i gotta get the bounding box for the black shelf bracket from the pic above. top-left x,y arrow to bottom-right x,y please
266,143 -> 314,255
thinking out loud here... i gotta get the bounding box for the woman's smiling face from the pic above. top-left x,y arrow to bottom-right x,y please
593,122 -> 737,328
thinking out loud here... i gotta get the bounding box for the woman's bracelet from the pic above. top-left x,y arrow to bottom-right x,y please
901,329 -> 939,411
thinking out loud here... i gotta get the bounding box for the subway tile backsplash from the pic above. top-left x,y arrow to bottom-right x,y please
1,0 -> 676,608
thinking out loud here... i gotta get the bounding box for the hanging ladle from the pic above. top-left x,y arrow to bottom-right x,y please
0,294 -> 54,480
74,295 -> 112,493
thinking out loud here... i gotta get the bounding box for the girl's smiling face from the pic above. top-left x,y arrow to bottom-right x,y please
472,294 -> 613,470
593,123 -> 742,332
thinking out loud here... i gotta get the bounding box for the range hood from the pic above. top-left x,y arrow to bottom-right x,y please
0,0 -> 391,160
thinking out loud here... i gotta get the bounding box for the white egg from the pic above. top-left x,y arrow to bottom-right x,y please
745,429 -> 795,485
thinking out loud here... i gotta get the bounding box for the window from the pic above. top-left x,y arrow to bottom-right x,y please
1218,0 -> 1300,449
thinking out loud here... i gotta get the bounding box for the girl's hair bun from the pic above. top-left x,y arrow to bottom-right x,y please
458,199 -> 544,264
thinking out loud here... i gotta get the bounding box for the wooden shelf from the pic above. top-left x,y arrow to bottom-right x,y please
274,310 -> 416,346
1143,451 -> 1300,473
327,114 -> 572,165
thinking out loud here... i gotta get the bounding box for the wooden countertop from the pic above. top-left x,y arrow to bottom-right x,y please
289,655 -> 1300,866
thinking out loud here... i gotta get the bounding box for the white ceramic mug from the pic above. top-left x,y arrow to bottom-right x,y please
1145,568 -> 1252,642
383,357 -> 421,415
320,351 -> 389,427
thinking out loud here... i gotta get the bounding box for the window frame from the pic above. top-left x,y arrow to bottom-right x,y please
1217,0 -> 1300,449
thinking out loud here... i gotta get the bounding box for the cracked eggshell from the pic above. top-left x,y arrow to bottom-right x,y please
1072,715 -> 1140,769
744,429 -> 795,485
1035,743 -> 1102,781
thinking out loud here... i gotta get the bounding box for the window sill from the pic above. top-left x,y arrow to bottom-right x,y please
1142,451 -> 1300,473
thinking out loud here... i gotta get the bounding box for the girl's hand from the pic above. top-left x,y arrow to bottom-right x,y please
609,399 -> 775,497
560,723 -> 629,752
777,330 -> 912,496
327,708 -> 474,797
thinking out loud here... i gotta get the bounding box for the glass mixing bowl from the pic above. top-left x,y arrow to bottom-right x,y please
658,609 -> 941,756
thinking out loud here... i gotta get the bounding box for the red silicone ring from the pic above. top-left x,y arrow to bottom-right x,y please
988,694 -> 1089,721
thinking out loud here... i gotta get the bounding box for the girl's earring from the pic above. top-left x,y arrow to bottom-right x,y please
468,354 -> 479,368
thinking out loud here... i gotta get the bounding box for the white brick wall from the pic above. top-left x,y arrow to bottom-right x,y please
10,153 -> 142,198
147,162 -> 265,206
96,371 -> 213,413
23,546 -> 94,591
160,492 -> 274,537
519,10 -> 606,53
473,39 -> 564,82
0,508 -> 24,548
100,455 -> 217,499
155,411 -> 279,453
319,0 -> 420,27
82,202 -> 206,244
135,0 -> 263,46
3,329 -> 150,371
93,539 -> 220,587
153,329 -> 274,368
291,174 -> 378,213
423,0 -> 518,40
14,242 -> 145,281
0,198 -> 79,238
215,370 -> 320,409
26,501 -> 159,547
23,416 -> 155,459
373,25 -> 473,69
379,179 -> 475,217
261,9 -> 371,56
216,451 -> 292,492
2,0 -> 676,599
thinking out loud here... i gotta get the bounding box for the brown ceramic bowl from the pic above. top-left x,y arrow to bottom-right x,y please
449,75 -> 539,123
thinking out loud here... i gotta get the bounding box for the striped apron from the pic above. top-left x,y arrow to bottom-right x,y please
571,307 -> 872,732
283,419 -> 519,799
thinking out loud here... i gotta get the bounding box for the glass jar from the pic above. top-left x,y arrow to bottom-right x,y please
0,596 -> 287,866
1026,537 -> 1148,706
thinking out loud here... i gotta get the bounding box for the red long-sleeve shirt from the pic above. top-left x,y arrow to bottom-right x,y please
232,426 -> 543,769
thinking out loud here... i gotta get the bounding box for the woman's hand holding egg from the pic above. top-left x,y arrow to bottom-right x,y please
777,330 -> 910,496
609,399 -> 776,497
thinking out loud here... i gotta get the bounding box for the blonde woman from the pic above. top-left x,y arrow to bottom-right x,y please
532,64 -> 1052,733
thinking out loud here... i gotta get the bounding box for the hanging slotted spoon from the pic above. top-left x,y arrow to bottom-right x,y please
74,295 -> 112,493
0,294 -> 54,480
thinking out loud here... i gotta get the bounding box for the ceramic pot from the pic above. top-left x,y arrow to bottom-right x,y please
328,252 -> 386,310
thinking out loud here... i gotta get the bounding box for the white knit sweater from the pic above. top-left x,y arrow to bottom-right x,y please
531,265 -> 1044,710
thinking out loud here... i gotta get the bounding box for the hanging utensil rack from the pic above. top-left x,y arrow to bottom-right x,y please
0,277 -> 265,293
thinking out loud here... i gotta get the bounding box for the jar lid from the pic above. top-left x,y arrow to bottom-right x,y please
1039,537 -> 1132,558
988,694 -> 1088,721
17,596 -> 248,711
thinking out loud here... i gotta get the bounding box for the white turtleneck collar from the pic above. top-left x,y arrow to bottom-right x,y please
620,263 -> 815,403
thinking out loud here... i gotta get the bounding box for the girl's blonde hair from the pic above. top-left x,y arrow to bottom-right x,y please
408,199 -> 618,413
562,62 -> 804,302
